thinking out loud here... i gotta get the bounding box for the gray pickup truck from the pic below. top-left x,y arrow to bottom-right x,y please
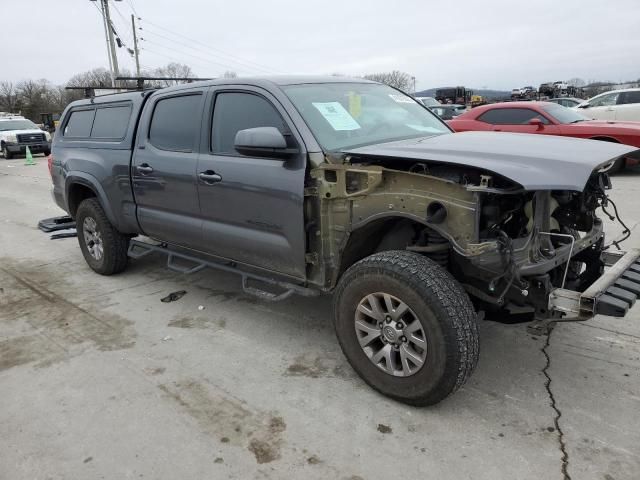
50,76 -> 640,405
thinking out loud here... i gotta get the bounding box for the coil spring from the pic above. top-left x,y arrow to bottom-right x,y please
426,230 -> 449,267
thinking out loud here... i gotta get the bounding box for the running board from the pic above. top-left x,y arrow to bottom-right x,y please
127,239 -> 318,302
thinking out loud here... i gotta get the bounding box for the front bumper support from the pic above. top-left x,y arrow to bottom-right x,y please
549,248 -> 640,319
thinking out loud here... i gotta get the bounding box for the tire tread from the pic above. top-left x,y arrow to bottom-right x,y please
76,198 -> 129,275
334,250 -> 479,405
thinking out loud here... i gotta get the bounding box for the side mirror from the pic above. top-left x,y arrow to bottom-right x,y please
529,118 -> 544,129
578,103 -> 589,109
234,127 -> 295,157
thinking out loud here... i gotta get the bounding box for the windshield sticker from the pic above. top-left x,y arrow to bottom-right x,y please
389,94 -> 414,104
348,92 -> 362,118
312,102 -> 361,131
406,124 -> 443,133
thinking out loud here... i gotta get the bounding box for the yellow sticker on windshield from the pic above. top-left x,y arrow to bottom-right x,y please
348,92 -> 362,118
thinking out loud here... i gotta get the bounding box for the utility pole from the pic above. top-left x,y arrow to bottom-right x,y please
98,0 -> 115,87
101,0 -> 120,87
131,14 -> 141,77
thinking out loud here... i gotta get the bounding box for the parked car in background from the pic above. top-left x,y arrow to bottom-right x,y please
448,101 -> 640,171
547,97 -> 583,108
429,104 -> 466,120
576,88 -> 640,121
415,96 -> 439,107
0,114 -> 52,159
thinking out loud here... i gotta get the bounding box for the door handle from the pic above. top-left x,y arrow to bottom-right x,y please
198,170 -> 222,184
136,164 -> 153,174
493,128 -> 502,131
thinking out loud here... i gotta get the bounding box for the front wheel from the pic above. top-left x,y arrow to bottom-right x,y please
2,144 -> 13,159
333,251 -> 479,406
76,198 -> 130,275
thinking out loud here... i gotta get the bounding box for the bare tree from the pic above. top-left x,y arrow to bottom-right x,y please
66,68 -> 114,89
16,79 -> 54,120
568,77 -> 586,87
363,71 -> 413,92
145,63 -> 196,87
223,71 -> 238,79
0,81 -> 20,113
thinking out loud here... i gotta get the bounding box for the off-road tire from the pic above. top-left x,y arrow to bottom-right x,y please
2,144 -> 12,159
333,250 -> 479,406
76,198 -> 129,275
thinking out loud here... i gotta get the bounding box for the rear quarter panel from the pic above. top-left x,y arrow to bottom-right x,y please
52,93 -> 147,233
557,125 -> 640,148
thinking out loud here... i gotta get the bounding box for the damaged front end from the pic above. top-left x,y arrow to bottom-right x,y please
305,146 -> 639,325
454,169 -> 638,322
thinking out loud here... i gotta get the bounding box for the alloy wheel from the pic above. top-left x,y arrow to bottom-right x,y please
354,292 -> 427,377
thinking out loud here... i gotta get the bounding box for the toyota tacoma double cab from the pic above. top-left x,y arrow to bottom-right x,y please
1,114 -> 52,159
50,77 -> 640,405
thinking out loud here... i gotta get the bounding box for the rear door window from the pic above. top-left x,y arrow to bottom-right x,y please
477,108 -> 549,125
91,105 -> 131,139
64,109 -> 95,137
149,94 -> 202,151
620,91 -> 640,105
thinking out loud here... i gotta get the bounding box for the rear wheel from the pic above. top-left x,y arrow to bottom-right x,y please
76,198 -> 129,275
333,251 -> 479,406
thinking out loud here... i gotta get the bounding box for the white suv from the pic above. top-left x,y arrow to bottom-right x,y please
576,88 -> 640,121
0,114 -> 52,159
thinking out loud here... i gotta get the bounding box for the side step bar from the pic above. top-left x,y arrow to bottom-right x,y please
128,239 -> 319,302
549,248 -> 640,319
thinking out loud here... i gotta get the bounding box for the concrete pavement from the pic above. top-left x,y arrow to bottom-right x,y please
1,157 -> 639,479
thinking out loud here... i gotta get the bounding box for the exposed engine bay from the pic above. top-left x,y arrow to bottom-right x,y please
306,153 -> 632,322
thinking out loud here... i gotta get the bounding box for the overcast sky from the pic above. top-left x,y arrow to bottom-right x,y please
2,0 -> 638,90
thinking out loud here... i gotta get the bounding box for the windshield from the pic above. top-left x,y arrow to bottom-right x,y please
282,83 -> 450,151
542,104 -> 590,124
0,119 -> 39,131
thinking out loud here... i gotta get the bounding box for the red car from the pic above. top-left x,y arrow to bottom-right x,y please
448,102 -> 640,171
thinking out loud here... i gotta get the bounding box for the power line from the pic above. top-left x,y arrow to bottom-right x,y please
125,0 -> 139,18
140,46 -> 215,74
141,29 -> 266,75
141,19 -> 283,74
113,0 -> 283,76
142,38 -> 245,73
110,1 -> 135,45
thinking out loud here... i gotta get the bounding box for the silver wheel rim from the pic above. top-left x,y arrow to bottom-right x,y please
355,292 -> 427,377
83,217 -> 104,261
